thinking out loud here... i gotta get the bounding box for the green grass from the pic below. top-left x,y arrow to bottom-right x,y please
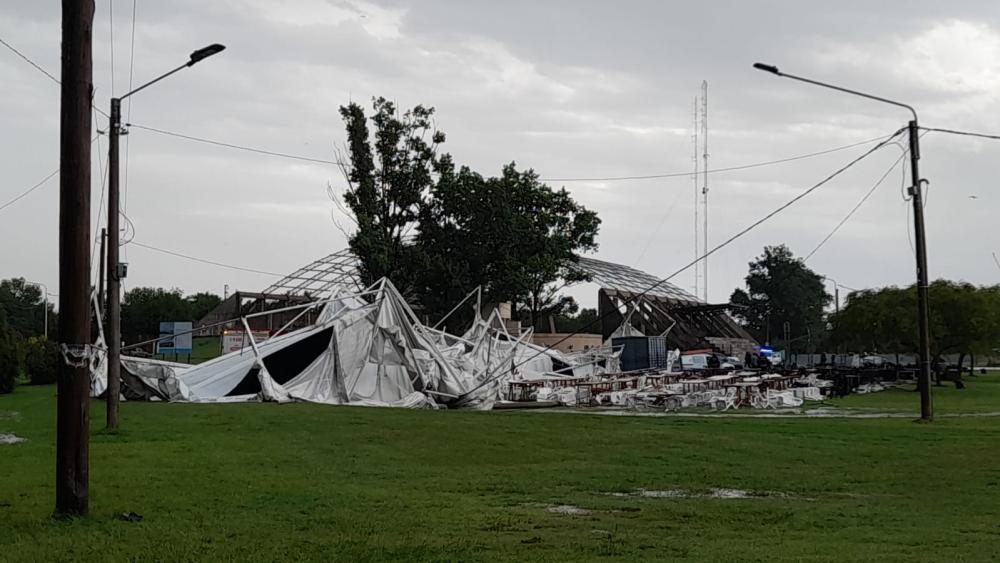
2,381 -> 1000,562
828,372 -> 1000,414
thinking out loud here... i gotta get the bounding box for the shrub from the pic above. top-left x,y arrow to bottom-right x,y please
0,327 -> 23,394
25,336 -> 59,386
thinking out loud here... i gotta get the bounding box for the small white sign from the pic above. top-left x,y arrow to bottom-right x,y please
222,330 -> 270,354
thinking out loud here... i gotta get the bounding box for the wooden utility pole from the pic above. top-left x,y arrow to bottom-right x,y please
106,97 -> 121,429
98,228 -> 106,311
908,120 -> 934,421
56,0 -> 94,516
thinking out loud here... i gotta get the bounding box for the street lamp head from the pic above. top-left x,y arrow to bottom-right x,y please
187,43 -> 226,66
753,62 -> 781,75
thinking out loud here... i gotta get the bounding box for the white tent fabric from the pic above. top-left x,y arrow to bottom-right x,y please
89,278 -> 614,409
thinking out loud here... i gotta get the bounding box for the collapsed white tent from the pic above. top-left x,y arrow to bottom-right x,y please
90,279 -> 618,409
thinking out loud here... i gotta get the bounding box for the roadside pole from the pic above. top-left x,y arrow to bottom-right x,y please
56,0 -> 94,516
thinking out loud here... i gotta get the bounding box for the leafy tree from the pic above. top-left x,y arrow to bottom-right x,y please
554,307 -> 598,333
729,245 -> 830,349
830,281 -> 1000,375
416,159 -> 599,329
0,278 -> 54,338
338,97 -> 444,291
187,292 -> 223,321
121,287 -> 222,344
24,336 -> 58,385
337,97 -> 600,332
0,321 -> 23,394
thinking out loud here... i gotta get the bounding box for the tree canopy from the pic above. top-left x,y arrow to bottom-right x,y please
121,287 -> 221,344
729,245 -> 830,348
0,277 -> 54,338
337,97 -> 600,330
830,281 -> 1000,363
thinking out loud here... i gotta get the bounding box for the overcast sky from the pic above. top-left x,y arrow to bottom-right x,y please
2,0 -> 999,309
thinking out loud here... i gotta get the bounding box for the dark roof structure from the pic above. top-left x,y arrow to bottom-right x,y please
575,257 -> 756,354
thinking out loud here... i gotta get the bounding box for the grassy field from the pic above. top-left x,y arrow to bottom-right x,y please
828,372 -> 1000,414
2,378 -> 1000,562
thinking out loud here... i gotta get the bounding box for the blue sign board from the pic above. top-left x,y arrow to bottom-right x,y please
156,321 -> 193,355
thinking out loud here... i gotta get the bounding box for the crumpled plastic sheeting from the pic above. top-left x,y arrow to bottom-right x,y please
89,279 -> 607,410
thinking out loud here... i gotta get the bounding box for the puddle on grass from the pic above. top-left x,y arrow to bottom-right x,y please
0,433 -> 27,445
546,504 -> 590,515
609,488 -> 786,500
641,488 -> 752,499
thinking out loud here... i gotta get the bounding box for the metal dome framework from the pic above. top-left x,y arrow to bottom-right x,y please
262,248 -> 363,297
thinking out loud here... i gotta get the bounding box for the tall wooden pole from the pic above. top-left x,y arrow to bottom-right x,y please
97,228 -> 106,312
56,0 -> 94,516
106,98 -> 121,429
908,120 -> 934,421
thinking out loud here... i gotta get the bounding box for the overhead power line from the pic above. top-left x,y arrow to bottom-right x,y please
0,35 -> 60,84
539,134 -> 891,182
469,127 -> 908,390
127,122 -> 896,183
921,127 -> 1000,141
128,241 -> 284,277
804,146 -> 909,261
0,33 -> 110,118
126,123 -> 344,165
0,169 -> 60,213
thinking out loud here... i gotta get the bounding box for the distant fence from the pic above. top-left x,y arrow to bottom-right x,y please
789,353 -> 998,368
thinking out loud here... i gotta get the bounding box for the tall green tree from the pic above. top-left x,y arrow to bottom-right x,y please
337,97 -> 600,331
121,287 -> 222,344
338,97 -> 444,291
830,281 -> 1000,373
0,278 -> 54,338
414,159 -> 599,330
729,245 -> 830,348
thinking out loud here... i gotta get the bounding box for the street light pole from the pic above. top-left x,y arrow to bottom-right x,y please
754,62 -> 933,421
821,276 -> 841,316
106,97 -> 121,429
25,281 -> 49,339
105,43 -> 225,429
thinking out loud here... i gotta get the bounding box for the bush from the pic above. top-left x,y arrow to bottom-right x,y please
0,327 -> 23,394
25,336 -> 59,385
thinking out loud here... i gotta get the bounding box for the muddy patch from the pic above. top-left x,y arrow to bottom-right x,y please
0,433 -> 27,445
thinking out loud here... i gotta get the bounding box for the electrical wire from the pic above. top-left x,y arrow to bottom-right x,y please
468,127 -> 907,392
0,169 -> 60,213
539,134 -> 892,182
127,241 -> 284,276
125,123 -> 899,181
0,35 -> 59,84
634,187 -> 685,265
108,0 -> 115,95
90,111 -> 110,270
804,147 -> 909,261
0,33 -> 110,118
1,137 -> 101,215
992,252 -> 1000,273
126,123 -> 345,165
921,127 -> 1000,141
123,0 -> 137,218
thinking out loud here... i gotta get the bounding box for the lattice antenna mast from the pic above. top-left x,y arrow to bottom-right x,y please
692,96 -> 700,297
701,80 -> 709,303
